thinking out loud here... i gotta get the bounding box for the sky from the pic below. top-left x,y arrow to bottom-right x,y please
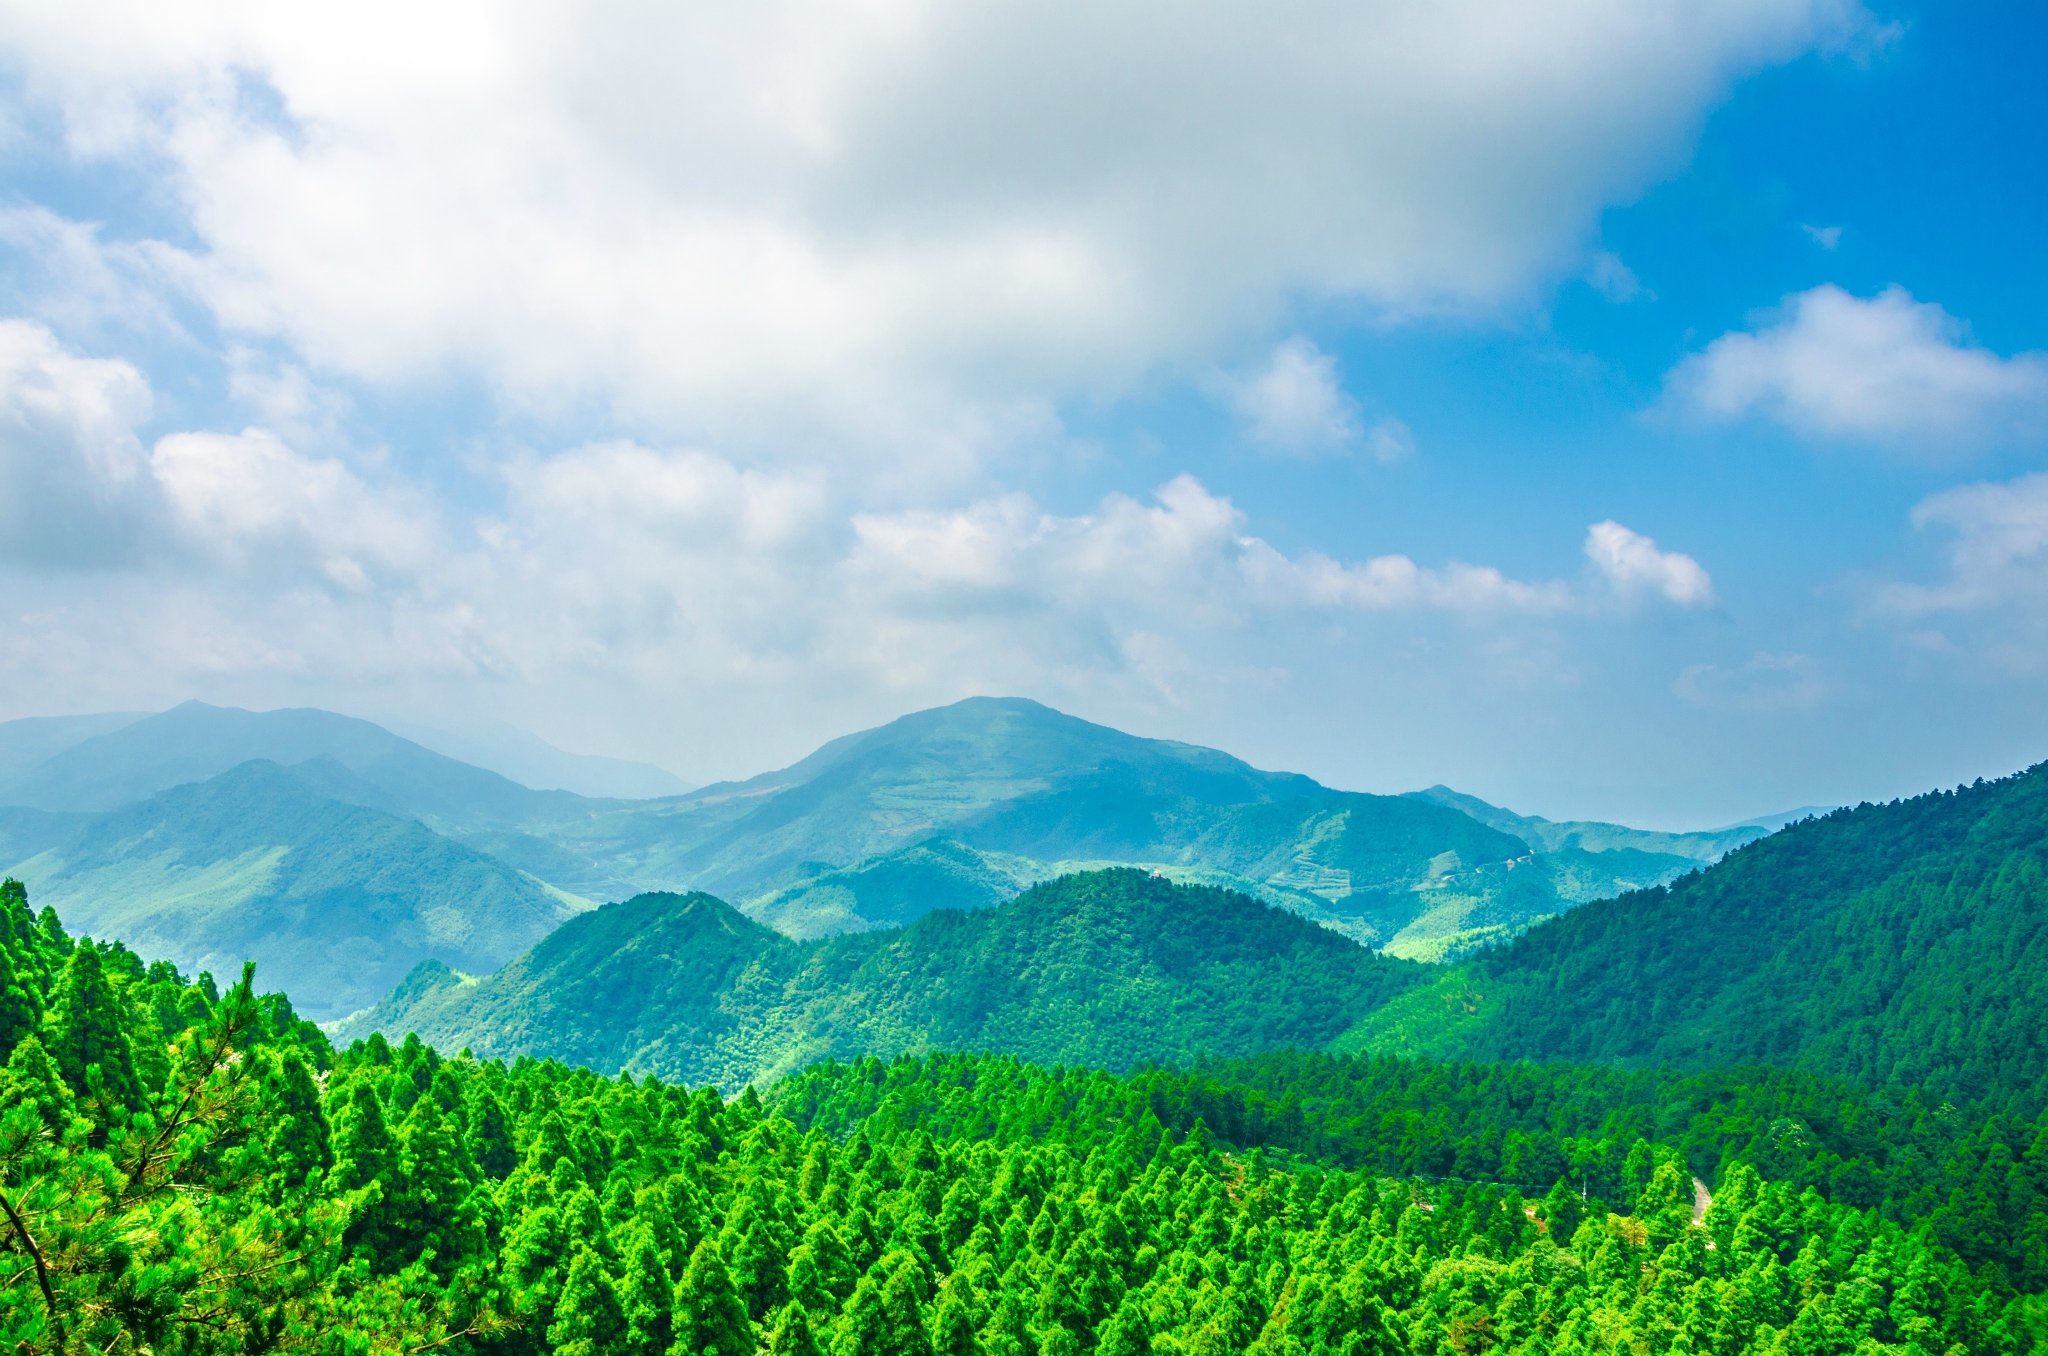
1,1 -> 2045,828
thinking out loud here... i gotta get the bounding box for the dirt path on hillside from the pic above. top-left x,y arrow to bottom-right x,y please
1692,1176 -> 1711,1226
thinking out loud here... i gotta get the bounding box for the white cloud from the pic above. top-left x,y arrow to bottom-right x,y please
1223,337 -> 1364,456
1879,472 -> 2048,615
1586,251 -> 1642,302
0,1 -> 1875,459
0,318 -> 431,584
1675,651 -> 1827,711
0,322 -> 1716,712
1365,418 -> 1418,465
0,206 -> 183,341
0,317 -> 156,566
1584,520 -> 1715,607
1802,223 -> 1843,250
845,476 -> 1690,628
152,428 -> 437,588
1666,285 -> 2048,451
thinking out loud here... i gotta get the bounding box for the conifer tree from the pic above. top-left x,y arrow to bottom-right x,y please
397,1088 -> 481,1272
551,1243 -> 628,1356
331,1079 -> 401,1262
0,1033 -> 75,1137
0,879 -> 47,1056
671,1237 -> 754,1356
767,1301 -> 825,1356
617,1225 -> 676,1354
41,941 -> 140,1110
466,1081 -> 518,1179
262,1046 -> 333,1186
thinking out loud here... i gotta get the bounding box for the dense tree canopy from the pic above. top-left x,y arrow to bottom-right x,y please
3,878 -> 2045,1352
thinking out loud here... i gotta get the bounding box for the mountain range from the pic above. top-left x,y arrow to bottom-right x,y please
0,694 -> 1763,1018
354,758 -> 2048,1115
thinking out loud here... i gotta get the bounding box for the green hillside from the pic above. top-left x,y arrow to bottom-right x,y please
347,868 -> 1425,1087
1,879 -> 2040,1353
2,759 -> 583,1019
1343,763 -> 2048,1114
504,696 -> 1329,898
746,836 -> 1039,937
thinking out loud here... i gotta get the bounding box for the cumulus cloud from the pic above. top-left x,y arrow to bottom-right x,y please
0,324 -> 1716,708
0,317 -> 156,566
0,318 -> 430,583
0,1 -> 1874,458
1878,472 -> 2048,616
1666,285 -> 2048,451
1585,251 -> 1642,302
1584,520 -> 1716,607
1223,338 -> 1365,456
152,429 -> 437,588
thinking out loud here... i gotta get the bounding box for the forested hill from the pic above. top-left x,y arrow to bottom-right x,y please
346,869 -> 1425,1087
6,758 -> 582,1020
2,876 -> 2043,1352
1345,762 -> 2048,1113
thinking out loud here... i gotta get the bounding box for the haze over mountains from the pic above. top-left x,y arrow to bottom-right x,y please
0,694 -> 1762,1018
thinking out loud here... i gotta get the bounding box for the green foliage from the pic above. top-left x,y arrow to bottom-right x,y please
4,867 -> 2045,1353
8,758 -> 581,1020
1347,763 -> 2048,1116
352,870 -> 1426,1087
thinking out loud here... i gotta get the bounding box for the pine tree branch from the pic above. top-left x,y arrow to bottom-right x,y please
0,1184 -> 66,1347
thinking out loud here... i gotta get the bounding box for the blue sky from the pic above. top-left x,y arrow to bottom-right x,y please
1,1 -> 2044,827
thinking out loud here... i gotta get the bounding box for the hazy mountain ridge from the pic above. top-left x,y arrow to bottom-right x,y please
0,700 -> 581,829
1,757 -> 583,1019
0,695 -> 1764,975
378,713 -> 696,799
0,711 -> 147,784
510,697 -> 1750,952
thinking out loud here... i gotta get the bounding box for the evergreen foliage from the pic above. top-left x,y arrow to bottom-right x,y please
1344,762 -> 2048,1115
350,870 -> 1426,1087
3,878 -> 2044,1352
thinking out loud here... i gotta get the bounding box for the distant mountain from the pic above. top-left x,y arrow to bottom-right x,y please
346,868 -> 1424,1088
378,714 -> 696,799
0,710 -> 146,783
503,697 -> 1748,955
1343,764 -> 2048,1115
1710,804 -> 1838,834
1408,785 -> 1763,863
0,695 -> 1760,965
0,700 -> 576,828
745,837 -> 1039,937
2,758 -> 584,1019
587,695 -> 1328,890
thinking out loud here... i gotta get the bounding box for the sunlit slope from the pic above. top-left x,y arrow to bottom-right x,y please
350,868 -> 1425,1088
3,758 -> 582,1019
1343,764 -> 2048,1114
